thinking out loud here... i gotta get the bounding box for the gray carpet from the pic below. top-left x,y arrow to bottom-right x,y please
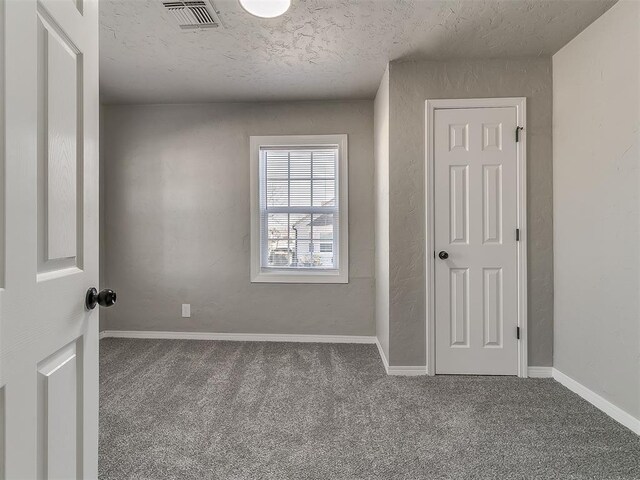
99,339 -> 640,480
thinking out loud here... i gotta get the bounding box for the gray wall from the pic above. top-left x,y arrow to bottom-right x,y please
102,101 -> 375,336
553,0 -> 640,420
374,67 -> 390,360
386,58 -> 554,366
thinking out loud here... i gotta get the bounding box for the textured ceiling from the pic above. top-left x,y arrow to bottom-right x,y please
100,0 -> 616,104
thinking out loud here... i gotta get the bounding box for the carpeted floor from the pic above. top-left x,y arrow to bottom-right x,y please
99,338 -> 640,479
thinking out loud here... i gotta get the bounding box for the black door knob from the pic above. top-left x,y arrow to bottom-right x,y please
85,287 -> 117,310
438,251 -> 449,260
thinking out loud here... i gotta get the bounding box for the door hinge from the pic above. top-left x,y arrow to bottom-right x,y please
516,228 -> 520,241
517,327 -> 521,340
516,126 -> 523,142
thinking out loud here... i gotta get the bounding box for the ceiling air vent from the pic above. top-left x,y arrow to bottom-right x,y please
162,1 -> 224,29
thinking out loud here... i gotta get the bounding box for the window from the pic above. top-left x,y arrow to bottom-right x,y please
250,135 -> 348,283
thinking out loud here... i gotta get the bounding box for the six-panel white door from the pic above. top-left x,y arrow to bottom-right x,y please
0,0 -> 99,477
434,107 -> 519,375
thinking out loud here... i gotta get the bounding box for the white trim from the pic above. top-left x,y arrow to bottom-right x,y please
425,97 -> 528,377
553,368 -> 640,436
99,330 -> 376,344
376,338 -> 427,376
249,134 -> 349,284
527,366 -> 553,378
376,338 -> 389,372
386,365 -> 428,376
99,331 -> 108,340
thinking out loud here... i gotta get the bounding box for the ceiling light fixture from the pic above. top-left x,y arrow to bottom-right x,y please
238,0 -> 290,18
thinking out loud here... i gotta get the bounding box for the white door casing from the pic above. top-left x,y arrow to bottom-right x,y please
425,98 -> 527,376
1,0 -> 99,478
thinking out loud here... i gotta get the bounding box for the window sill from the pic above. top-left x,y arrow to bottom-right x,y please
251,269 -> 348,284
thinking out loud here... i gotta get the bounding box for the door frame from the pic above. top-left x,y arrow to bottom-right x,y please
425,97 -> 528,377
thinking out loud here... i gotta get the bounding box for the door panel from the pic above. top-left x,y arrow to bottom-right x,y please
0,387 -> 4,479
42,13 -> 79,262
482,165 -> 502,244
1,0 -> 99,478
37,4 -> 85,277
435,107 -> 518,375
449,165 -> 468,244
449,268 -> 469,347
483,267 -> 503,347
37,342 -> 79,479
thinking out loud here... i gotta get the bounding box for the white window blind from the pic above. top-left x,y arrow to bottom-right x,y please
260,146 -> 340,270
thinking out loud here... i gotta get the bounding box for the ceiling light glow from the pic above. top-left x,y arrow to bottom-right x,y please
239,0 -> 291,18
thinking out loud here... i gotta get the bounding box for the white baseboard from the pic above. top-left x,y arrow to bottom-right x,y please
386,365 -> 428,376
553,368 -> 640,436
375,339 -> 390,372
99,330 -> 377,344
528,366 -> 553,378
375,338 -> 427,376
99,330 -> 108,340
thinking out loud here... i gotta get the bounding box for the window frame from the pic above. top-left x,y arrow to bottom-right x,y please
250,134 -> 349,284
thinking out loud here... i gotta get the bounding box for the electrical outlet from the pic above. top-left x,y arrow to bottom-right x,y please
181,304 -> 191,318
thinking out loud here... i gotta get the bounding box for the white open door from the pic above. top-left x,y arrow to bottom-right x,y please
0,0 -> 100,478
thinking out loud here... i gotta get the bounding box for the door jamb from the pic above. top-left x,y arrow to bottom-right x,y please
425,97 -> 528,377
